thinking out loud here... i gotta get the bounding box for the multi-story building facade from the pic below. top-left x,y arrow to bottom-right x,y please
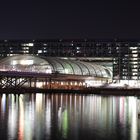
0,39 -> 139,81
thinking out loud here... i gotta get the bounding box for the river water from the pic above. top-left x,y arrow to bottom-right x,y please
0,93 -> 140,140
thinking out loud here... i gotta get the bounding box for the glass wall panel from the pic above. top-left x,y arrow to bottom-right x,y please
46,58 -> 65,73
66,60 -> 82,75
89,63 -> 102,77
55,59 -> 74,74
74,61 -> 90,75
79,61 -> 97,76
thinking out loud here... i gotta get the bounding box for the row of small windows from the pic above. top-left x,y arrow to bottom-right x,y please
3,45 -> 140,56
122,76 -> 139,80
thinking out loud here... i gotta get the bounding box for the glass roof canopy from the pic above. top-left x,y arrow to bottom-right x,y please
0,55 -> 112,78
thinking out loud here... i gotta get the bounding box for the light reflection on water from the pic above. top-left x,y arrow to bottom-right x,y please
0,94 -> 140,140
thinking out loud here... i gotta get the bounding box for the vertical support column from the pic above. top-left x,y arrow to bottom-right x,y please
29,78 -> 32,88
0,76 -> 2,88
45,78 -> 48,89
49,77 -> 51,89
34,78 -> 37,88
15,77 -> 17,87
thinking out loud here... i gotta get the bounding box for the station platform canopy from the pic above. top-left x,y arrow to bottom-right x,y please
0,55 -> 112,79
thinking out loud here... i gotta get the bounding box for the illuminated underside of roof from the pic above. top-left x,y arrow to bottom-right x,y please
0,55 -> 112,79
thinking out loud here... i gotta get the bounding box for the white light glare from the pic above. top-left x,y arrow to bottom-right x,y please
20,60 -> 34,65
12,60 -> 17,65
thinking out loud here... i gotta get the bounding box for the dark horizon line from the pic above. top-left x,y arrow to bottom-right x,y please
1,38 -> 140,43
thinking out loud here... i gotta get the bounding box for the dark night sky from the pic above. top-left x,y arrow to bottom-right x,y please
0,1 -> 140,39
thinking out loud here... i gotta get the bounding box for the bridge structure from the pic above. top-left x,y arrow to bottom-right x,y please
0,70 -> 109,93
0,54 -> 112,93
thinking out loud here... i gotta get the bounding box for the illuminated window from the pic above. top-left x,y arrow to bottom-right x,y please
132,73 -> 137,76
131,47 -> 138,49
23,47 -> 29,50
132,54 -> 138,57
21,43 -> 34,47
130,58 -> 138,60
132,50 -> 138,53
38,50 -> 42,54
132,69 -> 138,72
132,76 -> 137,80
23,50 -> 29,53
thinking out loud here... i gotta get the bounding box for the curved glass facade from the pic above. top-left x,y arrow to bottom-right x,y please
0,55 -> 112,79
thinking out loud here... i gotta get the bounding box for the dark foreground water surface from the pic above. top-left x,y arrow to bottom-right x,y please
0,93 -> 140,140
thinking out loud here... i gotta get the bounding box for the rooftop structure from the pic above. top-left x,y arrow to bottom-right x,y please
0,55 -> 112,79
0,39 -> 139,81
